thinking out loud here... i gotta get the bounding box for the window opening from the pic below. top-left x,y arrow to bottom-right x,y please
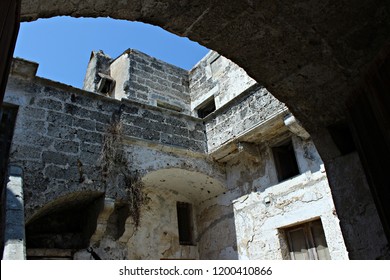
272,140 -> 300,182
197,98 -> 216,118
284,219 -> 330,260
97,73 -> 115,95
176,202 -> 194,245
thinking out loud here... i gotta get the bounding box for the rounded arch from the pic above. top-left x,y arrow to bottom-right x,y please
26,190 -> 103,224
142,168 -> 226,204
25,191 -> 104,257
128,144 -> 226,186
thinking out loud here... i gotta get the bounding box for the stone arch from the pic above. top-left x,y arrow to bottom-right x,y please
19,0 -> 389,131
25,191 -> 104,259
26,190 -> 103,224
142,168 -> 226,204
127,144 -> 226,187
115,168 -> 229,259
14,0 -> 390,259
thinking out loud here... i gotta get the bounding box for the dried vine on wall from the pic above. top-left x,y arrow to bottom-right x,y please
100,116 -> 145,228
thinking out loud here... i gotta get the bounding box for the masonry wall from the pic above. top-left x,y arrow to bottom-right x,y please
4,54 -> 350,260
4,62 -> 230,259
85,50 -> 191,114
5,73 -> 209,215
83,51 -> 112,93
325,152 -> 390,259
125,50 -> 191,114
204,85 -> 286,153
189,51 -> 256,115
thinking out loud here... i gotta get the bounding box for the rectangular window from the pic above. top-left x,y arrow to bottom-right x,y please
176,202 -> 194,245
272,139 -> 300,182
197,98 -> 216,118
284,219 -> 331,260
97,73 -> 115,96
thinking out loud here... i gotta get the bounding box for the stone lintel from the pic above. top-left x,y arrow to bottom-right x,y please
283,114 -> 310,140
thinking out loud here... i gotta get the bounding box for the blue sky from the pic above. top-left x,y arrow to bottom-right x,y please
14,17 -> 209,88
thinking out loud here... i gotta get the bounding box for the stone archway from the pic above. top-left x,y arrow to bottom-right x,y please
2,0 -> 389,259
18,0 -> 389,131
118,168 -> 236,260
25,191 -> 104,259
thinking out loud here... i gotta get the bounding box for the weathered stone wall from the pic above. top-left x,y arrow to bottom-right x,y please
197,199 -> 238,259
74,187 -> 200,260
83,50 -> 112,93
204,85 -> 286,153
15,1 -> 390,261
189,51 -> 256,114
3,166 -> 26,260
84,49 -> 191,114
6,77 -> 108,219
4,59 -> 229,260
120,100 -> 206,153
4,56 -> 349,260
125,50 -> 190,113
4,61 -> 207,221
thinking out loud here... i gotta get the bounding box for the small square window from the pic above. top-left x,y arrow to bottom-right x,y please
197,98 -> 216,118
97,73 -> 115,95
272,140 -> 300,182
176,202 -> 195,245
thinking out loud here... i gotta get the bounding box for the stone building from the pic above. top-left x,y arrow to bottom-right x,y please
1,49 -> 348,260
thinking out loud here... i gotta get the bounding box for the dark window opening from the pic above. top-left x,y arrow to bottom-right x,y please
176,202 -> 194,245
283,219 -> 330,260
197,98 -> 216,118
272,140 -> 300,182
97,73 -> 115,95
328,122 -> 356,155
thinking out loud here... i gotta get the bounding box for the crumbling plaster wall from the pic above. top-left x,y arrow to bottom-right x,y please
229,135 -> 347,260
75,187 -> 200,260
233,171 -> 348,260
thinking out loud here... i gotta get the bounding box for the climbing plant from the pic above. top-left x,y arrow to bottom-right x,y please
100,114 -> 145,228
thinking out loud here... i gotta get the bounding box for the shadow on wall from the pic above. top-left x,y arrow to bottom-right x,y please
25,192 -> 105,259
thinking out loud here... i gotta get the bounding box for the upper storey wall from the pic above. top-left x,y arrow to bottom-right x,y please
84,49 -> 260,119
84,49 -> 191,114
5,58 -> 208,220
189,51 -> 256,116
